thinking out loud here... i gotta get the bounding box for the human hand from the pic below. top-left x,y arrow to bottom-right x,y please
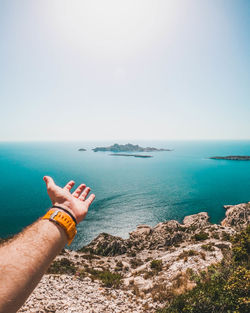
43,176 -> 95,224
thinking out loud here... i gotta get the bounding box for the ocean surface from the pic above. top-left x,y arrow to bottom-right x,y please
0,140 -> 250,250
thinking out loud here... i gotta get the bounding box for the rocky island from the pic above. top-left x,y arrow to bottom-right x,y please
78,148 -> 87,151
19,202 -> 250,313
92,143 -> 172,153
110,153 -> 152,158
210,155 -> 250,161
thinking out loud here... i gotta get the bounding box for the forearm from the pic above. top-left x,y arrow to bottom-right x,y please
0,219 -> 67,313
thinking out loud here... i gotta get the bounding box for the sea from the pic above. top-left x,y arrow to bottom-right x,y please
0,140 -> 250,250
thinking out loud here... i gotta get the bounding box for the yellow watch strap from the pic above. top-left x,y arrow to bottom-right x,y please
42,209 -> 77,245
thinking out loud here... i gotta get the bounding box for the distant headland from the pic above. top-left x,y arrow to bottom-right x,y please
210,156 -> 250,161
92,143 -> 172,153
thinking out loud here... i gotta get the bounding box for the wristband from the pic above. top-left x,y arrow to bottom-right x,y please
52,205 -> 77,224
42,208 -> 77,245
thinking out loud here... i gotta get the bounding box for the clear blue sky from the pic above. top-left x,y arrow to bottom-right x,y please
0,0 -> 249,141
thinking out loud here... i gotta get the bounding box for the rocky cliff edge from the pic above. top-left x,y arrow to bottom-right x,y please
19,202 -> 250,313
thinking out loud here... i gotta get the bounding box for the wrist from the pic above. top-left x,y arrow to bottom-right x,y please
42,208 -> 77,245
53,202 -> 77,221
51,205 -> 77,224
40,219 -> 68,245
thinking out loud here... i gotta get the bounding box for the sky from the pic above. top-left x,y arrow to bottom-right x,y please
0,0 -> 249,141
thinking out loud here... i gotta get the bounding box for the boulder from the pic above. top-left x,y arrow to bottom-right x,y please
183,212 -> 209,228
221,202 -> 250,230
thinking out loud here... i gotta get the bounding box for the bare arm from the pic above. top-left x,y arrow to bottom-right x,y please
0,176 -> 95,313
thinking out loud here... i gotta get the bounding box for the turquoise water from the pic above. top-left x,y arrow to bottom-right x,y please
0,140 -> 250,250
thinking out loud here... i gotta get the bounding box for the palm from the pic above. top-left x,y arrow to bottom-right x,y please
44,176 -> 95,224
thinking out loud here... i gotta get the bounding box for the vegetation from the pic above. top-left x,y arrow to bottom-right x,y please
47,258 -> 77,275
88,269 -> 123,288
157,226 -> 250,313
130,257 -> 143,269
221,231 -> 231,241
178,250 -> 199,259
115,260 -> 123,271
201,243 -> 215,251
192,231 -> 209,241
150,260 -> 163,272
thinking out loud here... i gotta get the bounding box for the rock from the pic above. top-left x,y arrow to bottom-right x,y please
92,143 -> 172,153
183,212 -> 209,228
80,233 -> 128,256
130,225 -> 152,237
18,201 -> 250,313
123,277 -> 134,286
221,202 -> 250,230
210,156 -> 250,161
134,277 -> 153,291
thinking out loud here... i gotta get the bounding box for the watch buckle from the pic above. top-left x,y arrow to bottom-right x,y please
50,210 -> 59,221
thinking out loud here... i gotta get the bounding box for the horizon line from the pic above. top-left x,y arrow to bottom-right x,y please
0,138 -> 250,143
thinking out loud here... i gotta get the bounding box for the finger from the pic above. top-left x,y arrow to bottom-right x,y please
64,180 -> 75,192
85,194 -> 96,207
43,176 -> 56,192
79,187 -> 91,201
72,184 -> 86,198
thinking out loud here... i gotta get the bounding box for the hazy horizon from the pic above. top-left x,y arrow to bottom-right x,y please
1,138 -> 250,143
1,0 -> 249,141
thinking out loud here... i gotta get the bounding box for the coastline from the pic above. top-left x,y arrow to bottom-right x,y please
1,140 -> 250,243
19,201 -> 250,313
210,155 -> 250,161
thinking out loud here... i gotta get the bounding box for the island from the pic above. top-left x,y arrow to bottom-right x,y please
92,143 -> 172,152
109,153 -> 152,158
210,156 -> 250,161
78,148 -> 87,151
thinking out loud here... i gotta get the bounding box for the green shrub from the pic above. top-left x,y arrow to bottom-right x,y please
212,232 -> 220,239
178,250 -> 198,259
201,244 -> 215,251
98,271 -> 122,288
231,226 -> 250,264
157,226 -> 250,313
150,260 -> 163,271
130,258 -> 143,269
47,258 -> 77,275
192,232 -> 209,241
89,269 -> 122,288
221,231 -> 231,241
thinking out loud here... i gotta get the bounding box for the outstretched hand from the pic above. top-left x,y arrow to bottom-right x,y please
43,176 -> 95,224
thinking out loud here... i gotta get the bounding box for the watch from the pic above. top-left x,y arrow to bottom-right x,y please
42,208 -> 77,245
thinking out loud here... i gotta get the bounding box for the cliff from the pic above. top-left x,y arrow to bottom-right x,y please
19,202 -> 250,313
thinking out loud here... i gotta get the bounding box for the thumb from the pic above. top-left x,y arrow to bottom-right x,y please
43,176 -> 56,191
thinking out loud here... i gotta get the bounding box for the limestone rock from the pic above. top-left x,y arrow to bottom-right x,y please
82,233 -> 128,256
221,202 -> 250,230
183,212 -> 209,228
129,224 -> 152,237
134,276 -> 153,291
